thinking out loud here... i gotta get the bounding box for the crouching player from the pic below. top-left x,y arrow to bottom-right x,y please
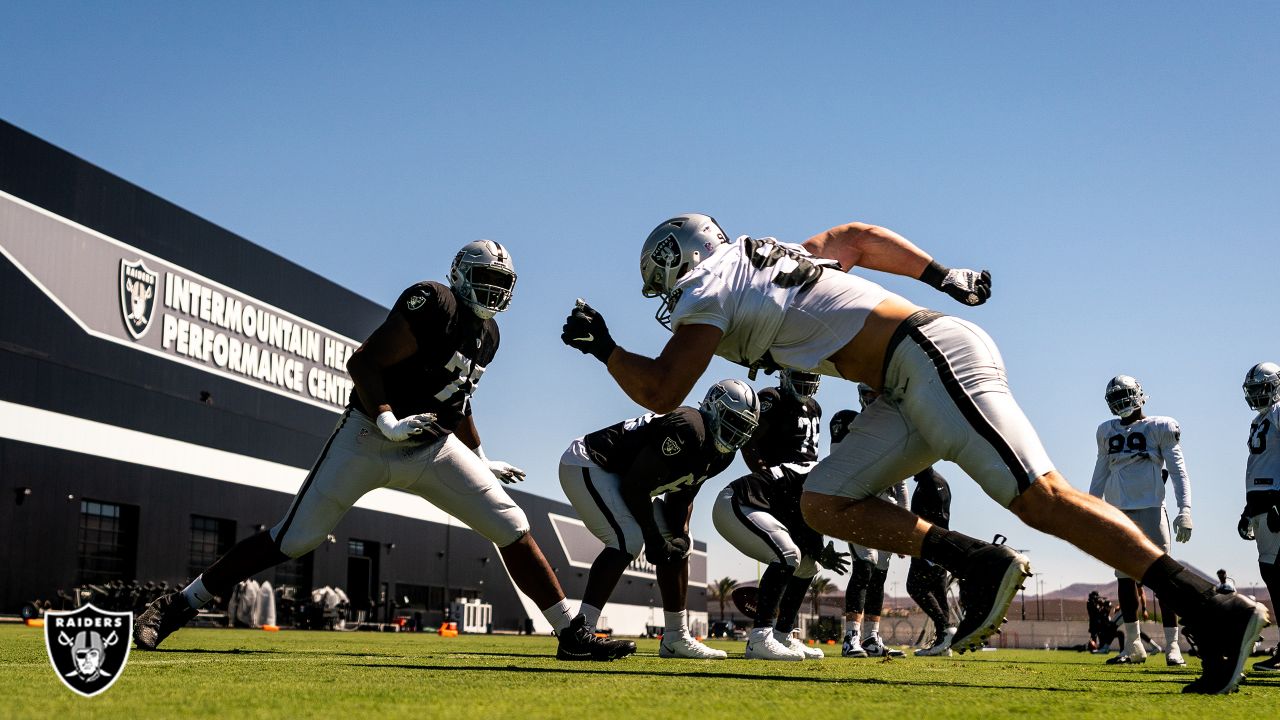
559,379 -> 759,659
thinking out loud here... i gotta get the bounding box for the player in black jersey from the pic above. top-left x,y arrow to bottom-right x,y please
559,379 -> 759,659
907,468 -> 955,656
713,370 -> 850,660
135,241 -> 633,662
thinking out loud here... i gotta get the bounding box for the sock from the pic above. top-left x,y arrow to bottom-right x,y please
844,618 -> 860,636
578,603 -> 603,632
1121,622 -> 1138,652
866,618 -> 881,637
920,527 -> 987,577
664,609 -> 688,635
541,598 -> 573,634
181,575 -> 215,609
1140,555 -> 1215,618
775,573 -> 812,635
1164,625 -> 1179,649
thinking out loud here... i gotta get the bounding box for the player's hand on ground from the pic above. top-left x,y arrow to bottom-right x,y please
1238,514 -> 1255,541
561,299 -> 617,363
1173,508 -> 1192,543
487,460 -> 527,484
939,268 -> 992,306
817,541 -> 851,575
375,410 -> 437,442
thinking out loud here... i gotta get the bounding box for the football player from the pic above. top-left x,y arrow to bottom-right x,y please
135,241 -> 633,662
1088,375 -> 1192,666
713,369 -> 850,660
561,214 -> 1269,693
833,386 -> 906,658
907,467 -> 955,656
1239,362 -> 1280,672
558,379 -> 759,659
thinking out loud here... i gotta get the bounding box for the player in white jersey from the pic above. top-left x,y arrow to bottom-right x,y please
560,213 -> 1268,694
1088,375 -> 1193,667
1239,362 -> 1280,672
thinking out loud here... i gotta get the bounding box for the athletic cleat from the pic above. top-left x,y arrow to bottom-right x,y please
1252,650 -> 1280,672
1106,637 -> 1147,665
774,630 -> 824,659
916,627 -> 956,657
660,632 -> 727,659
842,630 -> 867,658
1181,592 -> 1271,694
1166,643 -> 1187,667
861,634 -> 904,657
556,615 -> 637,661
745,627 -> 804,661
951,544 -> 1032,654
133,592 -> 198,650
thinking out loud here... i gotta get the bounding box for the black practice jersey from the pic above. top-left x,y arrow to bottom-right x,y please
910,467 -> 951,529
729,467 -> 823,555
582,407 -> 736,497
745,387 -> 821,467
349,281 -> 499,440
829,409 -> 859,445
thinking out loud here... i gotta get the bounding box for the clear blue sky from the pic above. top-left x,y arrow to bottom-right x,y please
4,2 -> 1278,598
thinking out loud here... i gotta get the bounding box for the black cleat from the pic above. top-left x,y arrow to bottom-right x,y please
133,592 -> 198,650
950,544 -> 1031,654
556,615 -> 637,661
1252,649 -> 1280,673
1181,593 -> 1271,694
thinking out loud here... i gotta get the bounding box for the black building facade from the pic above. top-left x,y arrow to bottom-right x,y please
0,120 -> 706,634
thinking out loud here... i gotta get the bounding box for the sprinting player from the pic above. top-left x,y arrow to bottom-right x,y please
560,214 -> 1269,693
1239,362 -> 1280,672
558,379 -> 759,659
135,241 -> 632,662
1088,375 -> 1193,667
907,466 -> 954,656
713,369 -> 849,660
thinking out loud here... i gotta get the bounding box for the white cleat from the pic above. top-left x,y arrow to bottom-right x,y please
1166,643 -> 1186,667
745,628 -> 804,661
916,627 -> 956,657
774,630 -> 823,659
660,632 -> 728,659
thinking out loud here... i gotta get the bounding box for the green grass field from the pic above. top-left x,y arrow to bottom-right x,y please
2,624 -> 1276,719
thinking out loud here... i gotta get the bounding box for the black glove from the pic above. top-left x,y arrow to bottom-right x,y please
919,260 -> 991,306
644,535 -> 689,566
1268,505 -> 1280,533
1238,514 -> 1255,541
817,541 -> 851,575
561,299 -> 616,364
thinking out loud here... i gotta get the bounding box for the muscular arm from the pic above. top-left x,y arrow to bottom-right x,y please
802,222 -> 932,277
347,314 -> 418,416
454,414 -> 481,450
605,323 -> 723,412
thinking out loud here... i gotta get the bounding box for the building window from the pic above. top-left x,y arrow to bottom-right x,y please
275,554 -> 313,592
188,515 -> 236,578
77,500 -> 138,584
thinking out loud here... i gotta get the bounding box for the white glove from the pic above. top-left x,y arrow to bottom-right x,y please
475,445 -> 526,484
1173,508 -> 1193,543
375,410 -> 436,442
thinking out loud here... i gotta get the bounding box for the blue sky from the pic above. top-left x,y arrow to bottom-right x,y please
4,2 -> 1278,598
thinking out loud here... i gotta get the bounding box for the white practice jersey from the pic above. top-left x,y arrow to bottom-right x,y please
1089,415 -> 1190,511
669,236 -> 899,373
1246,403 -> 1280,492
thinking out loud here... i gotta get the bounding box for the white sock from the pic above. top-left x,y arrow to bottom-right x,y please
664,610 -> 688,635
866,618 -> 881,637
1122,622 -> 1139,651
181,575 -> 215,609
541,598 -> 573,634
1164,626 -> 1179,649
579,603 -> 603,632
844,618 -> 859,636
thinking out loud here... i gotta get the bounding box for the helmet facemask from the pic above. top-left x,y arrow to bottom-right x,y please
700,379 -> 760,453
639,215 -> 727,330
450,241 -> 517,320
1244,363 -> 1280,411
781,370 -> 821,400
1105,376 -> 1147,417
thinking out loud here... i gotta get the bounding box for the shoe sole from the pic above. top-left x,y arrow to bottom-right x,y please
745,649 -> 804,661
660,645 -> 727,660
953,554 -> 1032,654
1215,606 -> 1271,694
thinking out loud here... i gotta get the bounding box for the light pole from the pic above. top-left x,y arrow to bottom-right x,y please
1015,549 -> 1030,621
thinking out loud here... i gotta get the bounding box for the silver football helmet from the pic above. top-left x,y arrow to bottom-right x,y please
1105,375 -> 1147,417
700,378 -> 761,453
640,213 -> 728,329
856,383 -> 879,410
450,240 -> 516,320
1243,362 -> 1280,411
781,369 -> 821,400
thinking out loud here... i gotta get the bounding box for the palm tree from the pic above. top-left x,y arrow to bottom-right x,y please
808,575 -> 833,623
707,577 -> 739,621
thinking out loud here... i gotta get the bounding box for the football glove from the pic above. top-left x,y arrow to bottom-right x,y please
817,541 -> 851,575
919,260 -> 991,307
561,299 -> 617,364
1173,508 -> 1192,543
375,410 -> 437,442
644,535 -> 690,566
475,445 -> 526,484
1269,505 -> 1280,533
1238,514 -> 1255,541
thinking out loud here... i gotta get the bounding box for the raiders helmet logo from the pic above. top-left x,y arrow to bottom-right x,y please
119,258 -> 158,340
759,398 -> 773,413
650,234 -> 681,269
406,293 -> 427,311
661,436 -> 682,456
44,604 -> 132,697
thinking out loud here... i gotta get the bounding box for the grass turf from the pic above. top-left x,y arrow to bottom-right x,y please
1,625 -> 1276,719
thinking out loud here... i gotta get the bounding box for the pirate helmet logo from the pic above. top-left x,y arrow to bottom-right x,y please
44,604 -> 132,697
119,258 -> 159,340
650,234 -> 681,269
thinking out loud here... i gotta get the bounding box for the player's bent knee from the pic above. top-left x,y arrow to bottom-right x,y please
480,507 -> 530,548
801,491 -> 863,534
275,530 -> 325,559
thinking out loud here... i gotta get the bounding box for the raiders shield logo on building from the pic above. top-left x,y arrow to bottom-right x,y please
119,258 -> 158,339
44,604 -> 132,697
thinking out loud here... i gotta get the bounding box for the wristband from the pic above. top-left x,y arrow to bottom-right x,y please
918,259 -> 948,288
